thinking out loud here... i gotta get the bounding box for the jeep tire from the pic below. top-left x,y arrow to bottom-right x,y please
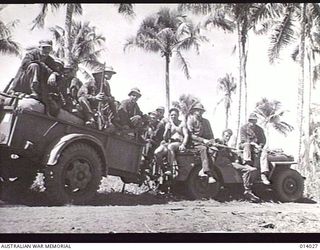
273,168 -> 304,202
185,166 -> 221,200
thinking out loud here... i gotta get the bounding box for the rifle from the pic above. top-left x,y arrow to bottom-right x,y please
97,63 -> 106,130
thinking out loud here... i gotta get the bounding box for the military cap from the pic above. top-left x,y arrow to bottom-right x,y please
39,39 -> 53,47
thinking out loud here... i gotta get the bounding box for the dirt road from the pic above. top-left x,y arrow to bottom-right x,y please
1,191 -> 319,233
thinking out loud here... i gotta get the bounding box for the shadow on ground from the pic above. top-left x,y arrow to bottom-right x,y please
0,188 -> 316,206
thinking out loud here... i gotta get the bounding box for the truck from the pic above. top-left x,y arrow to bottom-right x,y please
0,92 -> 305,204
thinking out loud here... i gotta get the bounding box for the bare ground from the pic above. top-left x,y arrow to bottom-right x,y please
0,189 -> 319,233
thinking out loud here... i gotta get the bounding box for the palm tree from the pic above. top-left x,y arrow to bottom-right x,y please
178,3 -> 278,145
49,21 -> 106,80
214,73 -> 237,129
124,7 -> 208,111
0,6 -> 20,57
31,4 -> 134,66
266,3 -> 320,165
172,94 -> 200,122
254,98 -> 294,146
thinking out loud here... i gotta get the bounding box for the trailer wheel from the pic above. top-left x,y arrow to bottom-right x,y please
273,168 -> 304,202
44,143 -> 102,205
185,166 -> 221,200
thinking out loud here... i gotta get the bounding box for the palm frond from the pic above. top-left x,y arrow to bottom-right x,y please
31,4 -> 63,30
117,4 -> 135,18
73,4 -> 83,15
203,12 -> 235,32
268,6 -> 296,64
0,38 -> 21,57
175,50 -> 190,79
291,44 -> 299,61
178,4 -> 216,15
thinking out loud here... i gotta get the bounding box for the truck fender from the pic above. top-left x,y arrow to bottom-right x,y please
43,133 -> 108,170
269,161 -> 296,179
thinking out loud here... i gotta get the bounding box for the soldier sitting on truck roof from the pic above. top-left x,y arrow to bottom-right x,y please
78,66 -> 118,128
9,40 -> 60,106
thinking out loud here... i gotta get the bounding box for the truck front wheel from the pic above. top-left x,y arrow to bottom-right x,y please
273,168 -> 304,202
44,143 -> 102,205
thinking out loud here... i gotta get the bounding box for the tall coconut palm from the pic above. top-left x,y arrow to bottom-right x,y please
124,7 -> 208,111
266,3 -> 320,165
49,21 -> 106,80
0,6 -> 20,57
31,3 -> 134,66
178,3 -> 278,145
214,73 -> 237,129
254,98 -> 294,146
172,94 -> 201,122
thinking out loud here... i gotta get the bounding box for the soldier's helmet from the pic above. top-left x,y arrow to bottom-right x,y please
128,87 -> 141,97
191,103 -> 206,112
92,66 -> 116,77
248,113 -> 258,121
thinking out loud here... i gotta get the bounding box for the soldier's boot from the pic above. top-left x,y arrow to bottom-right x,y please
244,190 -> 260,202
261,172 -> 271,185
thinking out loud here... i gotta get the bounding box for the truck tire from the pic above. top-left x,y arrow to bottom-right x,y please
185,166 -> 221,200
273,168 -> 304,202
44,143 -> 102,205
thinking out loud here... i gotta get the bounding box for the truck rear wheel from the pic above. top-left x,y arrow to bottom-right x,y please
185,166 -> 221,200
44,143 -> 102,205
273,168 -> 304,202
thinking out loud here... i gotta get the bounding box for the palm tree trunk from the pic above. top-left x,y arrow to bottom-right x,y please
243,44 -> 248,122
65,4 -> 74,65
235,22 -> 243,147
165,55 -> 170,112
225,106 -> 229,129
298,3 -> 307,169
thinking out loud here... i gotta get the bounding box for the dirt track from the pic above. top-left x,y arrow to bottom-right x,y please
1,191 -> 319,233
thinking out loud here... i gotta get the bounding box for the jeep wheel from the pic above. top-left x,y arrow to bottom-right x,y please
185,166 -> 221,200
273,169 -> 304,202
44,143 -> 102,205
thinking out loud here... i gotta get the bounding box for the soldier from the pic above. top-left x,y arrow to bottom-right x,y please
10,40 -> 60,102
186,103 -> 217,184
154,108 -> 188,177
240,113 -> 270,185
215,129 -> 260,202
61,64 -> 82,113
78,66 -> 117,127
155,106 -> 165,122
117,87 -> 144,130
143,111 -> 162,161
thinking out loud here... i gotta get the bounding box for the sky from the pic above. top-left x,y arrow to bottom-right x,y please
1,3 -> 319,156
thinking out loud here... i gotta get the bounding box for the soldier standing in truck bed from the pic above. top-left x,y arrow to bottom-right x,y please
78,66 -> 117,127
117,87 -> 144,129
